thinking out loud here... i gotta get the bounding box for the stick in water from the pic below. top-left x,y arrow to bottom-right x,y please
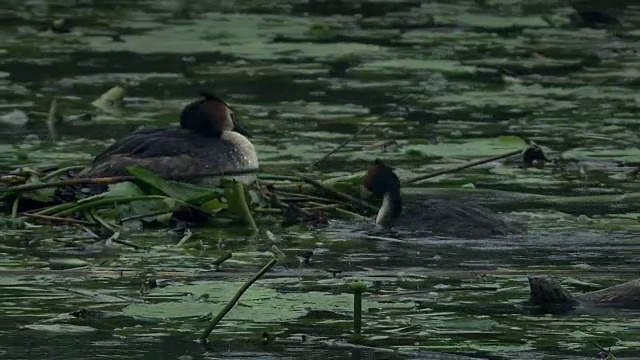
22,213 -> 94,226
299,175 -> 378,212
1,168 -> 261,194
211,252 -> 233,272
235,182 -> 258,234
199,258 -> 278,342
405,148 -> 523,185
350,281 -> 367,335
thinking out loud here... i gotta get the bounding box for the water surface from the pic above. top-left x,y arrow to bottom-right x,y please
1,0 -> 639,359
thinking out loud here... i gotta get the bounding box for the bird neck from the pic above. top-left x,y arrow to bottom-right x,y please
375,188 -> 403,227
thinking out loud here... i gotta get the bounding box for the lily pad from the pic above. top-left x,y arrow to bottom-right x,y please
124,281 -> 415,323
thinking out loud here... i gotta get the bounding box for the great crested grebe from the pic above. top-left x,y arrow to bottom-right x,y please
58,92 -> 259,200
363,159 -> 521,238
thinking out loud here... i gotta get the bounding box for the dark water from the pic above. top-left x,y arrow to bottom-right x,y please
1,0 -> 640,359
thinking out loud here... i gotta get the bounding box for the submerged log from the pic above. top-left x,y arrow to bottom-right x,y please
527,276 -> 640,313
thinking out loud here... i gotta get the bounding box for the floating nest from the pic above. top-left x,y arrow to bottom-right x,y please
0,164 -> 377,233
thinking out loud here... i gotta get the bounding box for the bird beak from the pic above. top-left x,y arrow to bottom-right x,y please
233,122 -> 252,137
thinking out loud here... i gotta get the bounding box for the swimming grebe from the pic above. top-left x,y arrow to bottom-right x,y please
74,92 -> 258,187
363,159 -> 520,238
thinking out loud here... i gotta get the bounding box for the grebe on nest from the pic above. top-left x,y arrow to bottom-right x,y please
60,92 -> 258,199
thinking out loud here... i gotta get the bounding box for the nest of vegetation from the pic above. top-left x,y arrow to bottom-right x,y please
0,164 -> 380,234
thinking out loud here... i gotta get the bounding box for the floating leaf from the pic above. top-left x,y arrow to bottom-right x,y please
19,324 -> 98,333
497,135 -> 527,147
91,85 -> 125,115
201,198 -> 228,213
104,181 -> 146,198
123,281 -> 414,322
126,167 -> 186,200
48,258 -> 91,270
69,309 -> 158,329
126,166 -> 224,205
152,212 -> 173,225
105,197 -> 182,221
21,174 -> 56,203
